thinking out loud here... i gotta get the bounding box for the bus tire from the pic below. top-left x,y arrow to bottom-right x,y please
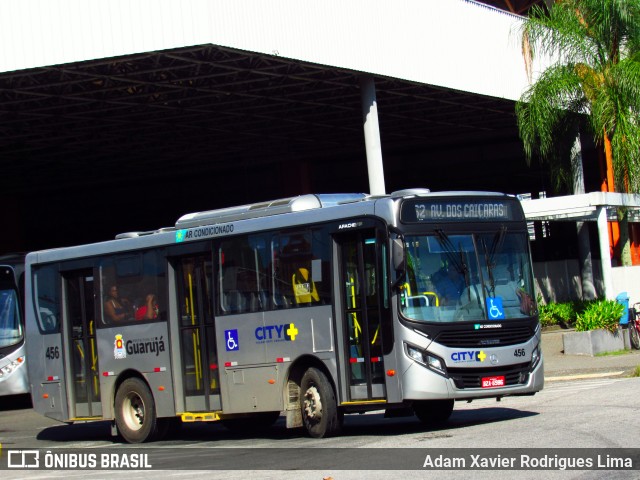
414,399 -> 454,427
300,367 -> 341,438
114,377 -> 158,443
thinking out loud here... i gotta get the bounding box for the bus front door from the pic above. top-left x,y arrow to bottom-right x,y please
338,230 -> 387,401
64,269 -> 102,419
176,256 -> 222,414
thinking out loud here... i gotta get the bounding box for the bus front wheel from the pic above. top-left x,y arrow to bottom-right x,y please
413,399 -> 454,427
114,377 -> 158,443
300,367 -> 341,438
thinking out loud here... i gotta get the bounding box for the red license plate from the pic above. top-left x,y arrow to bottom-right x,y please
481,376 -> 505,388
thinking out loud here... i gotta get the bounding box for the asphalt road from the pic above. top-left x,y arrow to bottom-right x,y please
1,377 -> 640,479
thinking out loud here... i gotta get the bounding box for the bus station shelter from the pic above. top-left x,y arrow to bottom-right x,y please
521,192 -> 640,301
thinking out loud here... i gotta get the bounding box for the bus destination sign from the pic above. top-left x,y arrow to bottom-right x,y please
401,199 -> 522,223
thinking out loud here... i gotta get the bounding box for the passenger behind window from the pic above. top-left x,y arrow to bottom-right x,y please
431,263 -> 464,306
135,293 -> 159,321
104,284 -> 131,323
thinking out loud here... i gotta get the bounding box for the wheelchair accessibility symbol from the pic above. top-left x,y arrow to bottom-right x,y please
486,297 -> 505,320
225,329 -> 239,351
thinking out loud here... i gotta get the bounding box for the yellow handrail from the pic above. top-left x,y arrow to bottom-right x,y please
422,291 -> 439,306
89,320 -> 99,395
188,273 -> 202,391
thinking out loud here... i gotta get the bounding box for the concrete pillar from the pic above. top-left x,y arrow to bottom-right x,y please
571,133 -> 596,299
360,76 -> 386,195
597,206 -> 614,299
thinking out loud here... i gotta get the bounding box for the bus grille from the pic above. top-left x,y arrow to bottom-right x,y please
435,325 -> 533,348
448,363 -> 530,389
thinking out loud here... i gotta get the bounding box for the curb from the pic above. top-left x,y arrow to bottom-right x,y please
545,371 -> 627,382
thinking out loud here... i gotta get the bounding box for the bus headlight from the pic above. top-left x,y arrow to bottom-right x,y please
405,344 -> 447,376
531,344 -> 541,369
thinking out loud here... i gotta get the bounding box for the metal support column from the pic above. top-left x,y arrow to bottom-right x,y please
597,206 -> 614,299
572,133 -> 596,299
360,76 -> 386,195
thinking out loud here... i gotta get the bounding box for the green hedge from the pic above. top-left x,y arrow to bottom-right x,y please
538,300 -> 581,328
539,298 -> 624,333
574,300 -> 624,333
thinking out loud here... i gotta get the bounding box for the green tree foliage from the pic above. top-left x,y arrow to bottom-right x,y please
516,0 -> 640,193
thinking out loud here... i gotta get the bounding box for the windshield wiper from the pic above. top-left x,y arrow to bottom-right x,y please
480,226 -> 507,297
434,229 -> 469,288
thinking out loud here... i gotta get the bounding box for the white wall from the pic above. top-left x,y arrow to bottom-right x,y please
534,260 -> 640,307
611,265 -> 640,308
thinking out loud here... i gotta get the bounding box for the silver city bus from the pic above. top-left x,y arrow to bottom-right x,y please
25,189 -> 543,442
0,255 -> 28,397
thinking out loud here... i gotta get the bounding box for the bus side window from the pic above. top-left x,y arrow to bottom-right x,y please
219,234 -> 269,315
274,232 -> 317,308
34,266 -> 60,333
221,266 -> 247,314
99,251 -> 167,325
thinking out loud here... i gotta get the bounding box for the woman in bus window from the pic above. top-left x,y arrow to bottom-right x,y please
104,285 -> 131,322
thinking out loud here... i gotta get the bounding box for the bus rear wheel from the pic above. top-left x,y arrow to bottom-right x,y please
114,377 -> 158,443
414,399 -> 454,427
300,367 -> 341,438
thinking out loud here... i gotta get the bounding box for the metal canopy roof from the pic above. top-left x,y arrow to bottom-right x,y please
476,0 -> 548,15
0,44 -> 522,197
521,192 -> 640,222
521,192 -> 640,300
0,0 -> 559,253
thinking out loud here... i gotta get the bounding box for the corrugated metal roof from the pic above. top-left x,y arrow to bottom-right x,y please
0,0 -> 539,101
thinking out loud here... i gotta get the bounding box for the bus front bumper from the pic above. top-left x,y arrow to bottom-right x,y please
0,355 -> 29,396
401,356 -> 544,401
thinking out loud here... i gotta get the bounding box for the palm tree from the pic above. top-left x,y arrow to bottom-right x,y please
516,0 -> 640,265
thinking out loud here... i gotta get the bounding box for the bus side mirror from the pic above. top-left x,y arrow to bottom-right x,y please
391,238 -> 405,288
392,238 -> 405,272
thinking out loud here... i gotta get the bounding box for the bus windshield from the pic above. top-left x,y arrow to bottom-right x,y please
0,288 -> 22,348
401,231 -> 535,323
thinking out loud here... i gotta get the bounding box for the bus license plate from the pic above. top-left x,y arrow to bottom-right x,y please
481,376 -> 505,388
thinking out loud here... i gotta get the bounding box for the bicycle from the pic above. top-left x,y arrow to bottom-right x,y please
629,303 -> 640,350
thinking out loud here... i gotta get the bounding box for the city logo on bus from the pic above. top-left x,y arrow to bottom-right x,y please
113,334 -> 166,359
175,224 -> 235,243
114,334 -> 126,359
450,350 -> 487,363
255,323 -> 299,344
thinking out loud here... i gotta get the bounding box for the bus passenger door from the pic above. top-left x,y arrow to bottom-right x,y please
175,256 -> 221,413
64,269 -> 102,418
337,230 -> 387,401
